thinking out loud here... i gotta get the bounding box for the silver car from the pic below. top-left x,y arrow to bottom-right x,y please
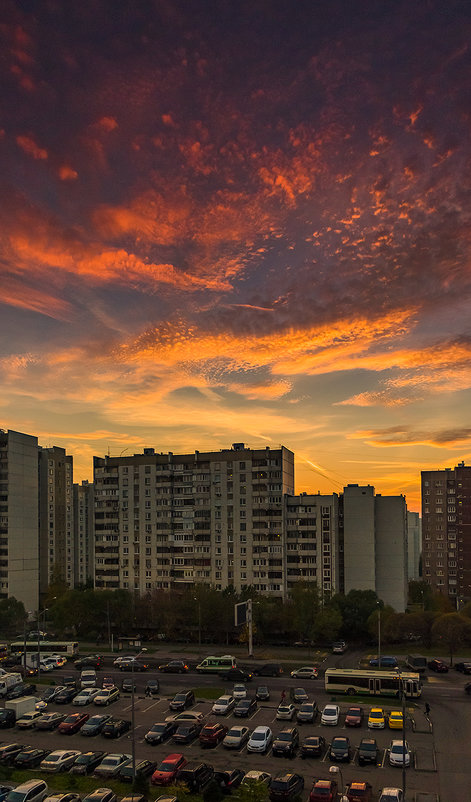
222,725 -> 250,749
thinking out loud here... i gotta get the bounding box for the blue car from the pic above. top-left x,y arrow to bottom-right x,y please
0,787 -> 13,802
369,656 -> 398,668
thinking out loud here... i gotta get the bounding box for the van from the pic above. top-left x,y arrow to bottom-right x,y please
405,655 -> 427,673
252,663 -> 284,677
195,656 -> 237,673
0,674 -> 22,697
5,779 -> 48,802
80,669 -> 97,688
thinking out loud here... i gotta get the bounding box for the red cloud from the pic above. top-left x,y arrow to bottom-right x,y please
16,135 -> 47,160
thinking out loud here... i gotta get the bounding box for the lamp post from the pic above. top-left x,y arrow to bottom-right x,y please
131,646 -> 147,782
401,675 -> 407,799
377,602 -> 381,668
328,765 -> 347,801
36,608 -> 48,682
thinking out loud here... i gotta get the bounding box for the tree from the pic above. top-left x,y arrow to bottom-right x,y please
332,590 -> 381,640
311,606 -> 342,643
0,598 -> 26,635
233,779 -> 270,802
288,581 -> 320,641
431,613 -> 471,665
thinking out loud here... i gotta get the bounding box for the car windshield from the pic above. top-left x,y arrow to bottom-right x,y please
277,733 -> 292,740
76,755 -> 91,763
361,742 -> 376,751
311,790 -> 330,796
370,711 -> 383,718
333,738 -> 348,747
158,761 -> 177,772
174,694 -> 186,701
238,700 -> 250,706
101,757 -> 119,766
299,704 -> 312,711
348,708 -> 361,715
88,717 -> 103,725
324,707 -> 336,715
6,792 -> 27,802
270,782 -> 287,791
151,725 -> 165,732
46,754 -> 61,761
251,732 -> 265,741
278,705 -> 290,711
391,745 -> 406,754
228,728 -> 243,737
64,716 -> 78,723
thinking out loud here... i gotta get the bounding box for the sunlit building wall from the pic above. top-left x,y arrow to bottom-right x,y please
38,446 -> 74,594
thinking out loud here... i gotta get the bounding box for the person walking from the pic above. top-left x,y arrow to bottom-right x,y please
425,702 -> 430,716
145,685 -> 151,698
281,689 -> 286,703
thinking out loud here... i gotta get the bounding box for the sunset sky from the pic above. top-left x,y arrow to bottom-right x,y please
2,0 -> 471,511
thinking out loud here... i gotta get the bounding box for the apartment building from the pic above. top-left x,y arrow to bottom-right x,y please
38,446 -> 74,593
421,462 -> 471,603
93,444 -> 294,596
0,430 -> 40,610
407,511 -> 421,581
73,481 -> 95,587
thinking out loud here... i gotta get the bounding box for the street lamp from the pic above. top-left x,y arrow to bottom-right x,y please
36,608 -> 48,682
377,601 -> 381,667
328,765 -> 348,801
131,647 -> 147,781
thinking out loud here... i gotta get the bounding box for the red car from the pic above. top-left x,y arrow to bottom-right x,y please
309,779 -> 338,802
345,706 -> 364,727
58,712 -> 90,734
346,781 -> 373,801
199,722 -> 228,747
151,753 -> 187,785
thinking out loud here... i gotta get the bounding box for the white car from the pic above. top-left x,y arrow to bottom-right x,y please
39,750 -> 81,773
112,655 -> 135,667
39,660 -> 55,672
232,684 -> 247,699
290,666 -> 318,679
94,752 -> 132,778
80,670 -> 97,688
47,655 -> 67,668
242,771 -> 272,785
17,710 -> 44,728
378,790 -> 404,802
212,695 -> 235,715
94,686 -> 120,705
247,725 -> 273,753
165,710 -> 205,724
321,704 -> 340,725
276,703 -> 296,720
389,740 -> 412,767
73,687 -> 102,705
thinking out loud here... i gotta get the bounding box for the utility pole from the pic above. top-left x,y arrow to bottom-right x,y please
247,598 -> 253,658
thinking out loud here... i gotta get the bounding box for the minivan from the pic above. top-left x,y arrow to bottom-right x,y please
6,780 -> 48,802
81,670 -> 97,689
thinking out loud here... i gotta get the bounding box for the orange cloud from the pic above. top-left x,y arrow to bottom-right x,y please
58,165 -> 78,181
349,426 -> 471,449
16,135 -> 47,160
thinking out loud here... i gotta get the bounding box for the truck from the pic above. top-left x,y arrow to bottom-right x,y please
0,673 -> 23,697
406,654 -> 427,673
5,696 -> 39,718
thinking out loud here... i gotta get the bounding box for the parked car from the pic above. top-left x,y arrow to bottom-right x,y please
7,684 -> 34,700
70,751 -> 106,775
81,790 -> 116,802
345,706 -> 364,727
44,795 -> 80,802
269,772 -> 304,801
358,738 -> 379,766
388,740 -> 412,767
0,709 -> 16,728
234,697 -> 257,717
169,691 -> 195,711
214,769 -> 245,793
54,687 -> 77,704
94,753 -> 132,778
272,727 -> 299,758
321,704 -> 340,726
145,679 -> 160,695
378,790 -> 404,802
145,721 -> 178,745
121,678 -> 136,693
455,662 -> 471,674
165,710 -> 205,724
158,661 -> 189,673
81,714 -> 112,736
35,712 -> 66,731
368,708 -> 385,729
112,656 -> 134,667
58,712 -> 90,734
220,668 -> 253,682
332,641 -> 347,654
177,762 -> 214,793
94,687 -> 120,706
199,722 -> 228,747
232,684 -> 247,700
172,722 -> 202,744
5,780 -> 48,802
151,753 -> 187,785
428,659 -> 448,673
242,771 -> 272,786
388,711 -> 404,730
212,695 -> 235,715
256,686 -> 270,701
295,702 -> 316,723
329,735 -> 351,762
300,735 -> 325,759
17,710 -> 43,729
247,726 -> 273,753
41,686 -> 65,703
346,781 -> 373,801
253,664 -> 283,677
118,759 -> 156,783
276,703 -> 296,721
290,688 -> 308,704
0,744 -> 29,765
223,725 -> 250,749
39,750 -> 81,772
80,670 -> 97,688
101,718 -> 131,738
309,780 -> 338,802
290,666 -> 318,679
73,688 -> 101,705
74,655 -> 103,670
369,656 -> 398,668
14,747 -> 50,769
0,792 -> 14,802
118,660 -> 148,672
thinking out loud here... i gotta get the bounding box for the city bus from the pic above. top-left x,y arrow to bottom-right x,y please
196,655 -> 237,673
9,640 -> 79,659
325,668 -> 422,698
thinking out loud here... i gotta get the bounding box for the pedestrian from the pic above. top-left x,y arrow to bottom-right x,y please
145,686 -> 151,698
281,689 -> 286,703
425,702 -> 430,716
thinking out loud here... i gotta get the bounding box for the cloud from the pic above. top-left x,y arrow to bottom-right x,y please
16,135 -> 47,160
349,426 -> 471,448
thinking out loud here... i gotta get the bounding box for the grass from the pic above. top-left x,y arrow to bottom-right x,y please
192,686 -> 225,700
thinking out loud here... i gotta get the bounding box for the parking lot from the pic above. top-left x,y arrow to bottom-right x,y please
0,661 -> 446,801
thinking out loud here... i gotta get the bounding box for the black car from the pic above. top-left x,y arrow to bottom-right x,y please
329,736 -> 351,762
80,714 -> 112,736
256,686 -> 270,701
118,660 -> 148,672
41,686 -> 62,703
14,747 -> 50,768
358,738 -> 378,766
253,664 -> 283,677
428,659 -> 448,673
220,668 -> 253,682
0,744 -> 28,765
300,735 -> 325,759
214,769 -> 245,793
455,662 -> 471,674
145,679 -> 160,695
269,772 -> 304,801
70,750 -> 107,775
177,762 -> 214,793
169,690 -> 195,711
272,728 -> 299,758
234,698 -> 257,717
0,709 -> 16,728
54,686 -> 77,704
464,683 -> 471,695
6,683 -> 32,700
101,718 -> 131,738
118,759 -> 157,782
172,722 -> 202,744
158,660 -> 189,673
62,675 -> 78,688
145,721 -> 178,745
121,678 -> 137,693
74,655 -> 103,669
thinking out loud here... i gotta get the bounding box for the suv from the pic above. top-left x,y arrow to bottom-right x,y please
358,738 -> 378,766
253,663 -> 283,677
220,667 -> 253,682
272,727 -> 299,757
269,773 -> 304,801
428,659 -> 448,673
5,781 -> 48,802
169,691 -> 195,711
177,762 -> 214,793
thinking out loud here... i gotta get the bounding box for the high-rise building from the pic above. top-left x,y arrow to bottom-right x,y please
93,443 -> 294,596
407,511 -> 421,581
0,430 -> 40,611
73,480 -> 95,587
421,462 -> 471,604
38,446 -> 74,593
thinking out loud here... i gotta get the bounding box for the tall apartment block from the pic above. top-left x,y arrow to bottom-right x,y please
0,430 -> 40,611
38,447 -> 74,593
73,480 -> 95,586
422,462 -> 471,603
342,485 -> 408,612
407,511 -> 421,581
93,444 -> 294,595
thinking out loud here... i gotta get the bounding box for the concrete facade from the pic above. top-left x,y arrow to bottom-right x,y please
407,511 -> 421,581
38,446 -> 74,594
375,494 -> 408,612
284,493 -> 340,597
343,484 -> 376,595
73,480 -> 95,586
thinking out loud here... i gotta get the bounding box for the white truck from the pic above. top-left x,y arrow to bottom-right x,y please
0,673 -> 23,697
5,695 -> 39,717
